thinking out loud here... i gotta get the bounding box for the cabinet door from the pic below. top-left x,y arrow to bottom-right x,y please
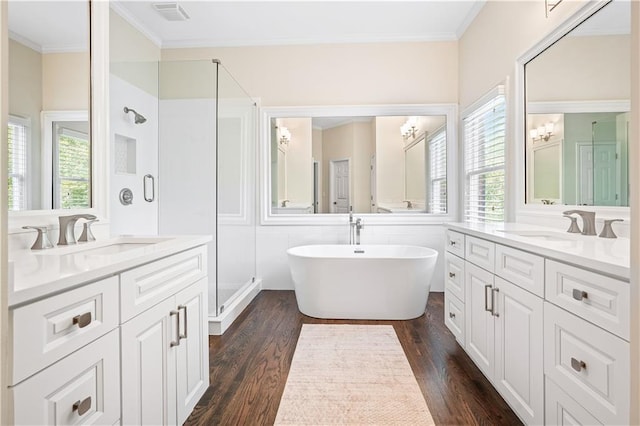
494,277 -> 544,425
175,279 -> 210,424
121,297 -> 177,426
464,262 -> 495,380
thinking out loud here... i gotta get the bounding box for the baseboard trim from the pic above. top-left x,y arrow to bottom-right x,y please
208,279 -> 262,335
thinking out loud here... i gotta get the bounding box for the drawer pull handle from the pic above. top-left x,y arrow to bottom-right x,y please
571,357 -> 587,372
170,310 -> 180,347
72,312 -> 92,328
484,284 -> 493,313
449,272 -> 456,278
178,304 -> 188,341
572,289 -> 588,301
73,396 -> 92,416
449,312 -> 456,319
491,288 -> 500,317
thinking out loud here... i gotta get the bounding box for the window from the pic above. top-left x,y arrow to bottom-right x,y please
428,127 -> 447,213
8,116 -> 29,211
54,125 -> 91,209
463,87 -> 506,222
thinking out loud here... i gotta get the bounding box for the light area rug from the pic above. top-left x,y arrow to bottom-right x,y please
274,324 -> 435,425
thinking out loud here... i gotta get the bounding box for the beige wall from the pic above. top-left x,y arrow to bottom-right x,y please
312,127 -> 323,212
630,4 -> 640,424
42,52 -> 89,110
375,116 -> 405,204
281,117 -> 312,205
352,121 -> 373,213
110,9 -> 160,96
459,0 -> 587,110
527,35 -> 630,102
162,41 -> 458,106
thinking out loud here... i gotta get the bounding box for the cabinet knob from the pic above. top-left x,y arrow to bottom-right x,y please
572,289 -> 588,301
570,357 -> 586,372
72,312 -> 92,328
448,272 -> 456,278
449,312 -> 455,319
450,241 -> 456,246
72,396 -> 92,416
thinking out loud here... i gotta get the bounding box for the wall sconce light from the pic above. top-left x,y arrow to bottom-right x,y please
545,0 -> 563,17
530,122 -> 554,142
279,126 -> 291,145
400,117 -> 419,140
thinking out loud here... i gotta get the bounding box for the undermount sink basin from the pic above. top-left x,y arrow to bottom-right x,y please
496,230 -> 576,242
37,237 -> 174,256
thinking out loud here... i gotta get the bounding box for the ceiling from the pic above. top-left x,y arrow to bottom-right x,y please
111,1 -> 486,48
8,0 -> 485,52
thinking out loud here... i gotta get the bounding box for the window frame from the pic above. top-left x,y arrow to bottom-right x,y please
462,85 -> 506,223
7,115 -> 31,211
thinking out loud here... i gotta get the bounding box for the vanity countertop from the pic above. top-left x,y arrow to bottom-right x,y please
8,235 -> 212,308
446,222 -> 630,281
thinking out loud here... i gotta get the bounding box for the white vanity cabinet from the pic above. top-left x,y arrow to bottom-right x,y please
9,277 -> 122,425
121,247 -> 209,426
8,238 -> 210,426
444,224 -> 630,425
445,228 -> 544,426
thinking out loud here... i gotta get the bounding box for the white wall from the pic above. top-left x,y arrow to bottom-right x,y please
109,75 -> 158,235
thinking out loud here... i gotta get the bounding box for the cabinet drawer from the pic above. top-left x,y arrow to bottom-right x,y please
121,246 -> 207,322
545,260 -> 629,340
444,291 -> 465,346
495,244 -> 544,297
445,230 -> 465,258
12,329 -> 120,426
545,377 -> 603,425
465,235 -> 495,272
544,302 -> 629,426
11,276 -> 119,385
444,252 -> 465,301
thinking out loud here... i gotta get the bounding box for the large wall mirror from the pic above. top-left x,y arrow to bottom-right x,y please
261,105 -> 457,224
7,1 -> 90,212
524,0 -> 630,207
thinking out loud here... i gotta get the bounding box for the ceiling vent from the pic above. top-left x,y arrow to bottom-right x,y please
153,3 -> 190,21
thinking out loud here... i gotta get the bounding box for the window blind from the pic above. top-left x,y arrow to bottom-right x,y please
428,128 -> 447,214
8,117 -> 29,211
55,127 -> 91,209
463,89 -> 506,223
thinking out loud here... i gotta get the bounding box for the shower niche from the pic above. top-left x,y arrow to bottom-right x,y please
114,134 -> 137,175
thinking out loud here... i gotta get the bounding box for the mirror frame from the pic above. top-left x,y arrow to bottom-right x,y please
260,104 -> 458,225
7,1 -> 109,232
514,0 -> 630,221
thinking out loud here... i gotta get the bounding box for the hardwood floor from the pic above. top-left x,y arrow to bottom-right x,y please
185,291 -> 522,426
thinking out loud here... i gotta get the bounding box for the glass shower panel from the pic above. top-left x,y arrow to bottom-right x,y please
215,62 -> 257,315
157,60 -> 218,315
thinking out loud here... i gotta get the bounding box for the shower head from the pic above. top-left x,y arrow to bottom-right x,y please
123,106 -> 147,124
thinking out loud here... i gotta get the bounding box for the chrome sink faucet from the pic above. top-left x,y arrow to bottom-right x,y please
355,218 -> 364,245
281,199 -> 290,207
562,210 -> 596,236
58,214 -> 97,245
402,200 -> 413,209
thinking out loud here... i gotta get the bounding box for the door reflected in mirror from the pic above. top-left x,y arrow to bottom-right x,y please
270,114 -> 447,215
524,0 -> 630,207
7,0 -> 90,211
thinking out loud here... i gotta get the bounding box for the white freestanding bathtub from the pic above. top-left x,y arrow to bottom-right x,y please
287,244 -> 438,320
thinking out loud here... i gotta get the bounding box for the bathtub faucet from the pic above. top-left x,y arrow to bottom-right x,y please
349,213 -> 364,245
355,218 -> 364,245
